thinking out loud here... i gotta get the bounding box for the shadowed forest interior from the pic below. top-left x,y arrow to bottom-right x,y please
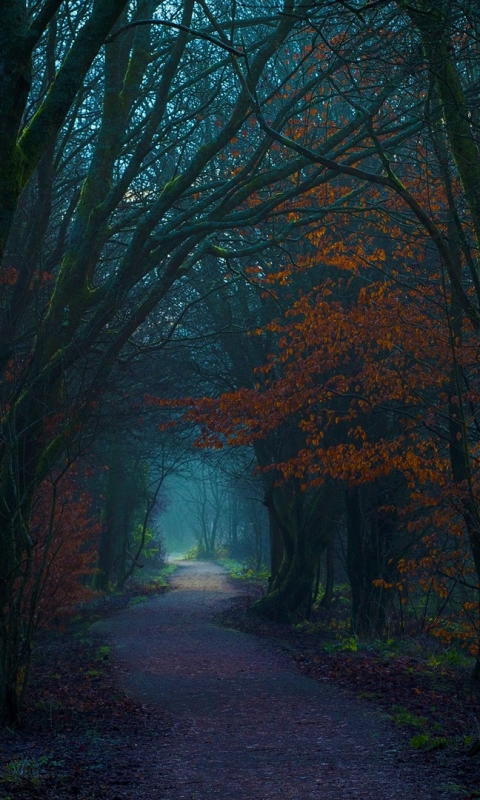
1,5 -> 480,788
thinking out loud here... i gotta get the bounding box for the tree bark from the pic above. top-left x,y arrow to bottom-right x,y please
251,481 -> 340,621
345,484 -> 397,638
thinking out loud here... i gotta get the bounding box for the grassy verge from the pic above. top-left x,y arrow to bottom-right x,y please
216,557 -> 269,583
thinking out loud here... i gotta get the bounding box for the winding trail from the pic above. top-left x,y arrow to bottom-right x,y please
94,561 -> 454,799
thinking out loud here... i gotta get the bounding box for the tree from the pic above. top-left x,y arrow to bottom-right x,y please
184,0 -> 480,669
4,0 -> 479,722
3,0 -> 345,723
2,463 -> 99,718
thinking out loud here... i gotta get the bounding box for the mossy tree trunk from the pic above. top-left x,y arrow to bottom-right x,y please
0,0 -> 375,725
0,1 -> 135,725
251,480 -> 341,621
0,0 -> 130,265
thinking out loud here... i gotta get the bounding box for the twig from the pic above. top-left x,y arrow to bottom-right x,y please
105,19 -> 246,57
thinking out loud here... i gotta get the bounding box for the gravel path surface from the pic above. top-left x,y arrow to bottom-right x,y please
94,561 -> 455,799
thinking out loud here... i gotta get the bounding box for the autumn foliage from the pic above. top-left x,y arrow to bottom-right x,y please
20,466 -> 100,630
173,199 -> 480,653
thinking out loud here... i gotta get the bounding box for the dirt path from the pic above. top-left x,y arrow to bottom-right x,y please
94,561 -> 455,799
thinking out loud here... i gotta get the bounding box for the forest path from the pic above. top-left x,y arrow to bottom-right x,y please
93,560 -> 453,799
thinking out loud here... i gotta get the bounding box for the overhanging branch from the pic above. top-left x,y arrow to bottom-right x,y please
106,19 -> 246,57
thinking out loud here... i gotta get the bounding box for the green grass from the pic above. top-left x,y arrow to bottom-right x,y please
392,705 -> 428,728
217,557 -> 243,572
134,561 -> 177,586
217,558 -> 269,581
427,650 -> 470,669
410,733 -> 449,750
181,545 -> 217,560
95,645 -> 111,661
1,754 -> 66,792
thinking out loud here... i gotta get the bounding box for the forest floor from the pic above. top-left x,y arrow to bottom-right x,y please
0,560 -> 479,799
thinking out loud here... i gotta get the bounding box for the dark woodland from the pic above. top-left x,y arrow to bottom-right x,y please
1,1 -> 480,798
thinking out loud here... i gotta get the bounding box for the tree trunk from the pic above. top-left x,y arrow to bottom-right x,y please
319,533 -> 335,609
345,484 -> 397,638
251,482 -> 339,621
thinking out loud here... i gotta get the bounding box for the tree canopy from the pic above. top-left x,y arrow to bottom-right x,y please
2,0 -> 480,723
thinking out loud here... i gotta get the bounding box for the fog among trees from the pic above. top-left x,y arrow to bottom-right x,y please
1,0 -> 480,726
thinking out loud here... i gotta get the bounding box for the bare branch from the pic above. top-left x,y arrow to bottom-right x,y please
106,19 -> 247,57
23,0 -> 64,58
